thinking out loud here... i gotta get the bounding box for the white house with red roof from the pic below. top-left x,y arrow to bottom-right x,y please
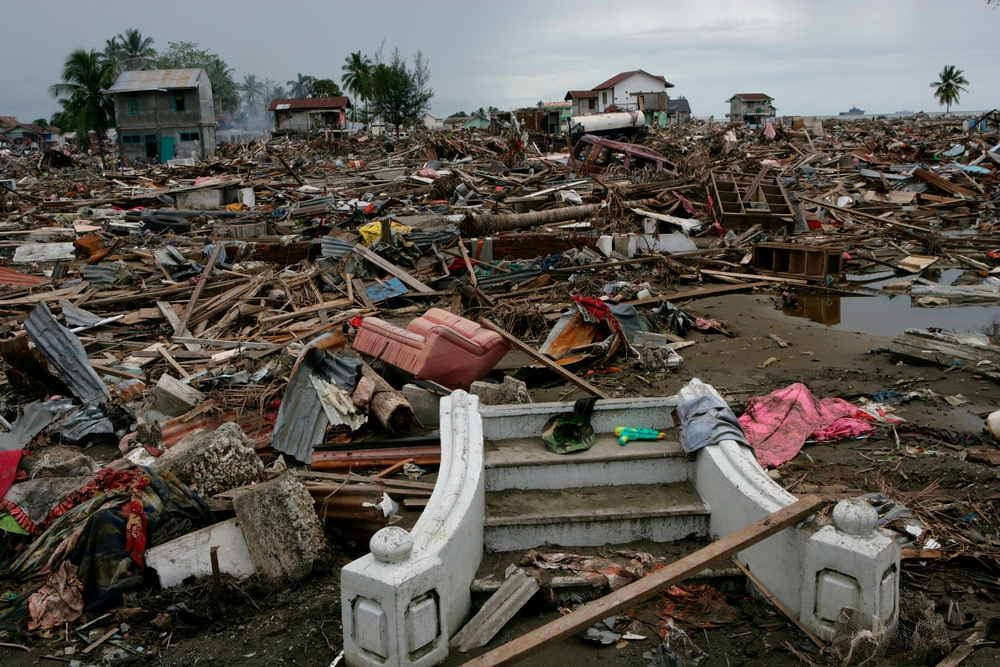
727,94 -> 776,124
565,70 -> 674,116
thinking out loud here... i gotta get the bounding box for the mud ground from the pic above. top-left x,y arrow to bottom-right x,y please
2,290 -> 999,667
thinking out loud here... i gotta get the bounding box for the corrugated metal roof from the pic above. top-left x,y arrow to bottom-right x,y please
565,90 -> 598,99
0,267 -> 47,287
270,347 -> 362,463
107,69 -> 203,93
24,301 -> 109,405
267,97 -> 351,111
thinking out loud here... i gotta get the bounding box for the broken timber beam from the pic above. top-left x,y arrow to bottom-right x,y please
472,199 -> 653,236
460,495 -> 824,667
352,244 -> 435,293
478,317 -> 611,400
450,567 -> 540,652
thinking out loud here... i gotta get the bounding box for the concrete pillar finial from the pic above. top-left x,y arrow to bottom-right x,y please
832,499 -> 878,536
370,526 -> 414,564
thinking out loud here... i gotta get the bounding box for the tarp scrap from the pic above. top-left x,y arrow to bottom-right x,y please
739,383 -> 874,467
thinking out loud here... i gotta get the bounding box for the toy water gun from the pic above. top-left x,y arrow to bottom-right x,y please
614,427 -> 665,446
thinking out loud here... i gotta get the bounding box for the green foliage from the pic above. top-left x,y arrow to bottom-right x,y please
33,118 -> 49,128
930,65 -> 969,114
286,73 -> 313,99
49,48 -> 115,152
114,29 -> 156,73
448,111 -> 467,118
156,41 -> 240,115
368,48 -> 433,134
309,78 -> 341,98
341,51 -> 372,105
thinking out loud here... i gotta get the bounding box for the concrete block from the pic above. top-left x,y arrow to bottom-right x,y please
402,384 -> 440,427
175,188 -> 224,210
233,472 -> 328,582
152,374 -> 205,417
469,376 -> 530,406
150,422 -> 264,497
146,517 -> 255,587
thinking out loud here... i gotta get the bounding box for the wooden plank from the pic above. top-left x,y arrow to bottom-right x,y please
477,317 -> 611,400
90,362 -> 142,380
157,300 -> 201,352
159,347 -> 190,378
733,558 -> 823,648
353,278 -> 375,308
460,496 -> 825,667
622,282 -> 770,307
935,643 -> 974,667
912,168 -> 975,199
176,243 -> 223,334
451,567 -> 540,652
458,240 -> 478,287
371,458 -> 415,479
353,244 -> 435,293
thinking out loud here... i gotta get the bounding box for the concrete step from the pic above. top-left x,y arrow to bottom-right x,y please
484,481 -> 709,552
485,432 -> 688,492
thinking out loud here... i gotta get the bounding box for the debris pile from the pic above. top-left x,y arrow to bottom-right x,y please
1,111 -> 999,663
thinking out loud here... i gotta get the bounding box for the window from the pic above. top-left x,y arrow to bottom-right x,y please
179,132 -> 199,142
588,99 -> 596,110
173,94 -> 186,112
602,92 -> 607,105
127,95 -> 139,114
121,134 -> 141,144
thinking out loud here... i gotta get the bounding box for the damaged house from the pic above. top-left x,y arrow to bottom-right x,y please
566,69 -> 675,116
269,96 -> 352,136
727,93 -> 776,125
107,68 -> 217,162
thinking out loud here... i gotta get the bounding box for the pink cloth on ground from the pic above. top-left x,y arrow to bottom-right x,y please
738,383 -> 874,468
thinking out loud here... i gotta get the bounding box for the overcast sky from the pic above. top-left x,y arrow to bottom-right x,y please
2,0 -> 998,124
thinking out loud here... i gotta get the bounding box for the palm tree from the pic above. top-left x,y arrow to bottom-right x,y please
286,73 -> 314,99
116,28 -> 156,71
241,74 -> 265,109
341,51 -> 372,103
49,49 -> 115,160
102,38 -> 122,70
931,65 -> 969,115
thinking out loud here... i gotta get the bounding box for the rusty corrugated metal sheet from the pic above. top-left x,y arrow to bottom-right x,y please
24,301 -> 109,404
0,267 -> 47,287
107,69 -> 202,92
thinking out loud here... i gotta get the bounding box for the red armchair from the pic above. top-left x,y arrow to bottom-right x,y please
351,308 -> 511,390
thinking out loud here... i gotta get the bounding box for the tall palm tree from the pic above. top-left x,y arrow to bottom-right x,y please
116,28 -> 156,72
931,65 -> 969,115
286,73 -> 314,99
241,73 -> 265,109
341,51 -> 371,103
102,38 -> 122,69
49,49 -> 114,159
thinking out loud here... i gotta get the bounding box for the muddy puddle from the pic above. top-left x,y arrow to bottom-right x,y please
778,268 -> 1000,337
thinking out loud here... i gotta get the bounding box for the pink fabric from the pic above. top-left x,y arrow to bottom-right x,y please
738,383 -> 874,468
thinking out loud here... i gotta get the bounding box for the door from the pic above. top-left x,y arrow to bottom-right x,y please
144,134 -> 157,159
161,136 -> 174,161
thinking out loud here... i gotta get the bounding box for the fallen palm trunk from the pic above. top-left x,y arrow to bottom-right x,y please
361,361 -> 415,435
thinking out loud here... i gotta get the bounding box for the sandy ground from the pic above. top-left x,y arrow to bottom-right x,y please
2,290 -> 999,667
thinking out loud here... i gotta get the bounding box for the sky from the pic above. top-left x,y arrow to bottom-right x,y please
2,0 -> 999,125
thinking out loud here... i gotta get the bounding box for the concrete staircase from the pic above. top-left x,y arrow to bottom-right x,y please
483,431 -> 709,552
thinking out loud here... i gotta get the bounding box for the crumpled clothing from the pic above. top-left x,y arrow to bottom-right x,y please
677,394 -> 749,453
739,383 -> 873,468
0,468 -> 213,617
358,220 -> 413,246
27,561 -> 83,630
